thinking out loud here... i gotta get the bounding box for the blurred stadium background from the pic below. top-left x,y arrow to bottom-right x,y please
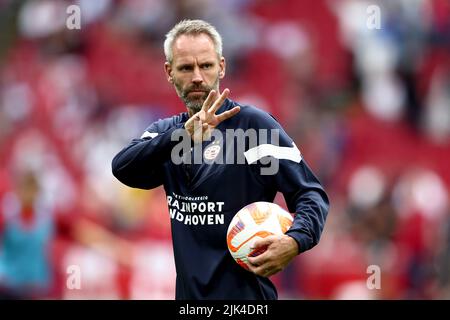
0,0 -> 449,299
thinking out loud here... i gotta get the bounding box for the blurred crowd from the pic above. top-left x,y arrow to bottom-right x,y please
0,0 -> 449,299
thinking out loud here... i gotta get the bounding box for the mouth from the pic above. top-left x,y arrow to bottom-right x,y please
188,90 -> 207,97
189,90 -> 206,93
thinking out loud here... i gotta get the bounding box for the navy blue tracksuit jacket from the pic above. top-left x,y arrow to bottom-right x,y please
112,98 -> 329,300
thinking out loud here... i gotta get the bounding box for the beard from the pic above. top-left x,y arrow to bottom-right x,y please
174,76 -> 220,115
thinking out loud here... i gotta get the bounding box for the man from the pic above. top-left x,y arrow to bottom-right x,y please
112,19 -> 329,299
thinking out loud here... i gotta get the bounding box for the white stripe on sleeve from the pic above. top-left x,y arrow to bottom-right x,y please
140,131 -> 159,139
244,142 -> 302,164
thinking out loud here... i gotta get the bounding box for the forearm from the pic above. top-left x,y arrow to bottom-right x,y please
112,125 -> 182,189
286,188 -> 329,253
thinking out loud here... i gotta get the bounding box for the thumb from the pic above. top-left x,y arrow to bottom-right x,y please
192,117 -> 203,142
250,235 -> 276,250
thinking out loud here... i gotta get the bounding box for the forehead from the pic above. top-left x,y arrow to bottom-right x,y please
172,33 -> 218,64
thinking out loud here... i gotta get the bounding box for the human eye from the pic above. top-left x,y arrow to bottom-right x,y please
201,63 -> 213,69
178,65 -> 193,72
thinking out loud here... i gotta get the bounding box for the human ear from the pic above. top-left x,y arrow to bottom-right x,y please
219,57 -> 226,79
164,62 -> 173,83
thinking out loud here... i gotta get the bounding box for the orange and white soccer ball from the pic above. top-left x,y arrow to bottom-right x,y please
226,201 -> 293,270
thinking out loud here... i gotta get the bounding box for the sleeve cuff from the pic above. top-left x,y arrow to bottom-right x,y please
285,230 -> 312,254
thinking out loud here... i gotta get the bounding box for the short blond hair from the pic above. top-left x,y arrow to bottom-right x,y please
164,19 -> 223,64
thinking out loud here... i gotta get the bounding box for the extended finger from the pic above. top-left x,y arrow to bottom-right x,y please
208,88 -> 230,114
201,90 -> 217,112
215,106 -> 240,123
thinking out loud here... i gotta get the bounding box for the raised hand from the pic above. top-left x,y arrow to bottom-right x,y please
185,88 -> 240,143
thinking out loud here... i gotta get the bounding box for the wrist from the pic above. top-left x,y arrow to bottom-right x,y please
286,234 -> 300,255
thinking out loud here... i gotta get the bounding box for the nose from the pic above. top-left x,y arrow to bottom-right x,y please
192,67 -> 203,85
